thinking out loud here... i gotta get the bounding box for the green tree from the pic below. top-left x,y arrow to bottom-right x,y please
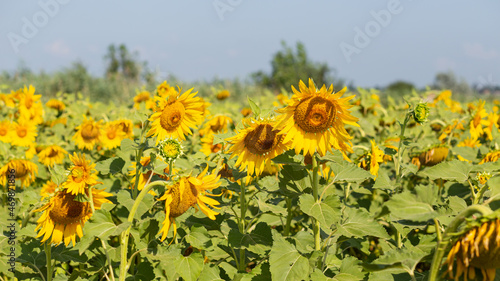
252,41 -> 339,92
433,71 -> 473,96
385,80 -> 415,97
104,44 -> 141,81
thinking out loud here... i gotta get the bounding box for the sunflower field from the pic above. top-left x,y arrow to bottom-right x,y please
1,79 -> 500,281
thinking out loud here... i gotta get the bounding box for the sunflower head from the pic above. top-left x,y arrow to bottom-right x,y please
358,140 -> 385,178
479,150 -> 500,164
216,90 -> 230,100
38,145 -> 68,167
63,153 -> 100,195
46,99 -> 66,111
476,171 -> 492,186
413,102 -> 430,124
73,117 -> 101,150
0,159 -> 38,187
276,79 -> 359,156
444,216 -> 500,281
413,145 -> 449,168
241,107 -> 252,117
158,138 -> 182,162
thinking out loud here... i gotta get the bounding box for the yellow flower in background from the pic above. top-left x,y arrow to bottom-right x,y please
276,79 -> 359,157
18,85 -> 44,125
482,112 -> 499,141
35,188 -> 111,246
226,118 -> 290,180
476,172 -> 492,186
73,117 -> 101,150
25,145 -> 37,159
0,159 -> 38,187
147,86 -> 204,143
412,145 -> 449,168
469,100 -> 487,140
158,168 -> 221,242
479,150 -> 500,164
63,153 -> 100,195
0,120 -> 12,143
133,90 -> 151,109
216,90 -> 230,100
46,99 -> 66,112
11,118 -> 37,147
457,136 -> 481,148
157,81 -> 172,97
198,97 -> 212,118
444,218 -> 500,281
128,156 -> 176,195
41,180 -> 57,200
199,115 -> 233,137
115,119 -> 134,139
200,134 -> 223,156
101,121 -> 126,149
38,145 -> 68,167
359,140 -> 385,178
240,107 -> 252,117
0,92 -> 16,108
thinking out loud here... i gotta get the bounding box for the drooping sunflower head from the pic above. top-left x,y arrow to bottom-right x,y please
147,87 -> 205,144
73,117 -> 102,150
276,79 -> 359,157
479,150 -> 500,164
63,153 -> 99,195
444,216 -> 500,281
412,145 -> 449,168
158,168 -> 221,242
0,159 -> 38,187
226,118 -> 291,179
35,188 -> 111,246
38,145 -> 68,167
46,99 -> 66,112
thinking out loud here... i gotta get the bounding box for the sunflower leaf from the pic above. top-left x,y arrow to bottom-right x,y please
384,191 -> 438,222
49,164 -> 67,186
418,160 -> 472,182
299,194 -> 341,231
173,252 -> 204,281
269,230 -> 310,281
247,96 -> 261,117
336,207 -> 390,239
329,162 -> 373,183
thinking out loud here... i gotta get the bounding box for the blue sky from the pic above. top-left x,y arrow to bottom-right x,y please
1,0 -> 499,88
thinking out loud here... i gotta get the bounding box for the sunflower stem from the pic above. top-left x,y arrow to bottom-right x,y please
428,205 -> 492,281
311,154 -> 321,251
45,242 -> 53,281
473,182 -> 489,205
118,180 -> 168,281
237,180 -> 247,272
395,112 -> 411,184
284,197 -> 293,236
88,186 -> 95,214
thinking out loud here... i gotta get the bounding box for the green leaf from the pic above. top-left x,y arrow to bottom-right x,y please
247,96 -> 261,117
84,210 -> 131,242
333,256 -> 366,281
198,265 -> 224,281
49,165 -> 66,186
330,162 -> 373,183
419,160 -> 472,182
373,170 -> 394,190
174,252 -> 204,281
299,194 -> 341,230
229,222 -> 272,255
185,226 -> 212,250
336,208 -> 390,239
116,190 -> 153,219
374,246 -> 427,275
95,157 -> 126,175
269,230 -> 310,281
385,191 -> 437,222
213,131 -> 235,145
120,138 -> 137,153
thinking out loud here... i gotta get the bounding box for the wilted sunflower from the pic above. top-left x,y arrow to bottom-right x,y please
479,150 -> 500,164
412,145 -> 449,168
46,99 -> 66,112
158,168 -> 221,242
444,217 -> 500,281
276,79 -> 359,157
358,140 -> 385,178
38,145 -> 68,167
101,121 -> 126,149
0,120 -> 12,143
35,188 -> 111,246
11,118 -> 37,147
226,118 -> 291,179
63,153 -> 100,195
199,115 -> 233,137
147,87 -> 205,144
0,159 -> 38,187
73,117 -> 101,150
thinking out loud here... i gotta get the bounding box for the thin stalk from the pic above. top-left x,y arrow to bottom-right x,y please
311,154 -> 321,251
88,186 -> 95,214
118,180 -> 168,281
428,205 -> 492,281
433,218 -> 442,243
45,242 -> 52,281
473,183 -> 489,205
101,239 -> 116,281
395,113 -> 411,180
283,197 -> 293,236
238,180 -> 247,272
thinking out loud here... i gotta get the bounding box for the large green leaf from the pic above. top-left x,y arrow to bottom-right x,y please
332,256 -> 366,281
269,230 -> 310,281
385,191 -> 437,222
336,208 -> 389,239
419,160 -> 472,182
299,194 -> 341,230
330,162 -> 373,183
95,156 -> 126,175
174,252 -> 204,281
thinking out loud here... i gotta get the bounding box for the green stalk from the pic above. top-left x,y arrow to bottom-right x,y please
283,197 -> 293,236
311,154 -> 321,251
238,180 -> 247,272
45,242 -> 52,281
395,112 -> 411,180
88,186 -> 95,214
118,180 -> 168,281
428,205 -> 492,281
473,183 -> 489,205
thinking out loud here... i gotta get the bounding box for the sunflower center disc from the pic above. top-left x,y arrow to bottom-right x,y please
0,128 -> 7,136
243,124 -> 281,155
49,192 -> 89,225
15,162 -> 28,178
160,102 -> 185,132
81,123 -> 99,140
169,180 -> 198,218
294,96 -> 336,133
17,128 -> 27,138
107,130 -> 116,140
47,147 -> 59,158
71,167 -> 85,183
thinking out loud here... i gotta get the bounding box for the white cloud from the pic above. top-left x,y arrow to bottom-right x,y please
464,42 -> 498,60
45,39 -> 71,57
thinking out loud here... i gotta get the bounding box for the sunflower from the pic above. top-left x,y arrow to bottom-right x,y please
241,107 -> 252,117
458,136 -> 481,148
276,79 -> 359,157
444,217 -> 500,281
199,115 -> 233,137
41,180 -> 57,200
411,145 -> 449,168
35,188 -> 111,246
226,118 -> 291,179
18,85 -> 44,125
101,121 -> 126,149
358,140 -> 385,178
479,150 -> 500,164
158,168 -> 221,242
115,119 -> 134,139
46,99 -> 66,112
482,112 -> 499,141
63,153 -> 100,195
11,118 -> 37,147
0,159 -> 38,187
133,90 -> 151,109
216,90 -> 230,100
0,92 -> 15,108
38,145 -> 68,167
25,145 -> 37,159
73,117 -> 101,150
147,87 -> 204,144
157,81 -> 172,97
128,156 -> 175,195
469,100 -> 487,140
0,120 -> 12,143
200,134 -> 223,156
